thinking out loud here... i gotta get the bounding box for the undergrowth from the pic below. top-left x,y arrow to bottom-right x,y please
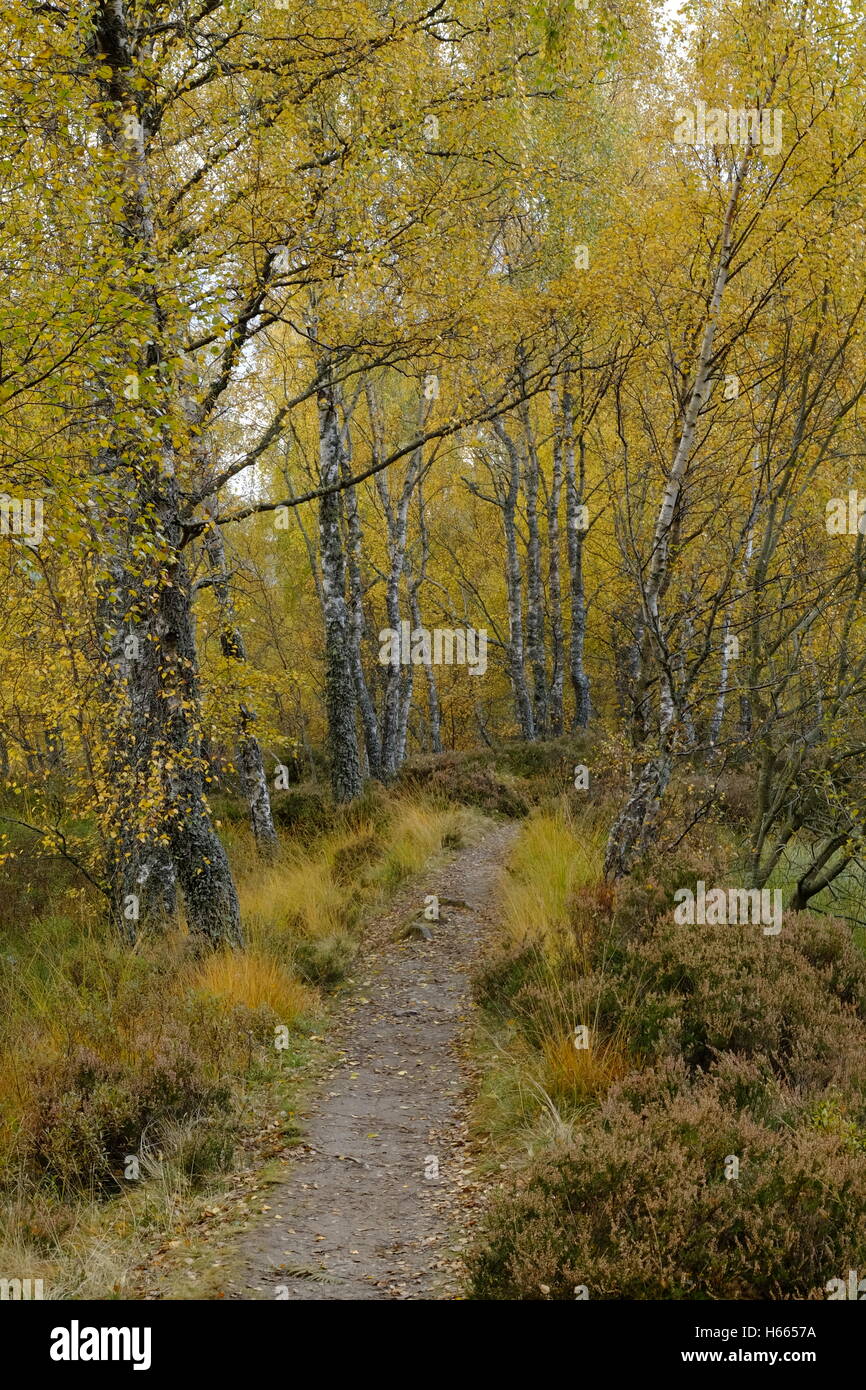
468,785 -> 866,1300
0,786 -> 483,1298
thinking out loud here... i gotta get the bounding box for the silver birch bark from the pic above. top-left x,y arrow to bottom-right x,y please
709,612 -> 731,750
314,350 -> 364,803
201,504 -> 278,857
518,397 -> 548,737
547,384 -> 566,737
338,395 -> 383,781
492,417 -> 535,740
409,478 -> 443,753
562,378 -> 591,727
374,392 -> 427,779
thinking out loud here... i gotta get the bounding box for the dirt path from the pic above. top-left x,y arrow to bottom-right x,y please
228,822 -> 514,1301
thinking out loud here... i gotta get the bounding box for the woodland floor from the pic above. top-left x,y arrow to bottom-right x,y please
218,821 -> 516,1301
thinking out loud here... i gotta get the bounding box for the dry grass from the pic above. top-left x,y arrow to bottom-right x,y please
376,797 -> 478,886
540,1032 -> 629,1108
240,855 -> 347,941
191,949 -> 320,1024
500,803 -> 606,956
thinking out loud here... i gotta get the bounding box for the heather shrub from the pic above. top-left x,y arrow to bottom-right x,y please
429,764 -> 529,818
786,911 -> 866,1018
271,785 -> 333,836
398,750 -> 486,787
468,1061 -> 866,1300
21,1044 -> 231,1195
469,806 -> 866,1300
619,912 -> 866,1093
493,738 -> 589,784
293,932 -> 357,988
493,741 -> 568,780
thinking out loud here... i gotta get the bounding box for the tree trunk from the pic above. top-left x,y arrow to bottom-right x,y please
338,396 -> 383,781
562,381 -> 591,728
375,393 -> 427,779
98,526 -> 178,941
315,354 -> 363,803
602,751 -> 673,880
709,614 -> 731,750
518,398 -> 548,737
154,493 -> 244,946
93,0 -> 241,946
410,478 -> 442,753
547,384 -> 565,736
202,507 -> 278,857
789,835 -> 851,911
493,418 -> 535,740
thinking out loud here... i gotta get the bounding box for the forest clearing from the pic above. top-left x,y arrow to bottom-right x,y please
1,0 -> 866,1360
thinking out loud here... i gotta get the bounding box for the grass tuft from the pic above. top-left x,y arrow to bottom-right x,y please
191,950 -> 319,1024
